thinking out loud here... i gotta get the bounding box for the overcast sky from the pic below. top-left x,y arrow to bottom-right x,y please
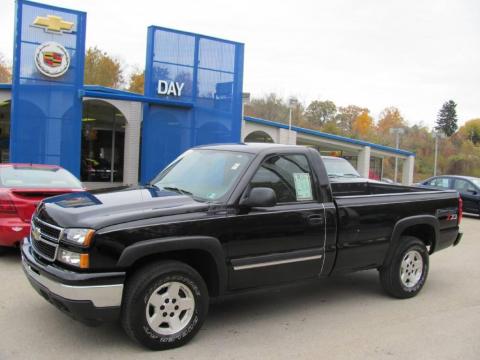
0,0 -> 479,127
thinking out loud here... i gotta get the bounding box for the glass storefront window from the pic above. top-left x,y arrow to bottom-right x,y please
81,100 -> 125,183
0,100 -> 10,163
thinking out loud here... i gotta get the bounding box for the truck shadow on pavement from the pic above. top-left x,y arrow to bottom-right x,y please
206,270 -> 384,325
24,270 -> 385,352
2,248 -> 388,353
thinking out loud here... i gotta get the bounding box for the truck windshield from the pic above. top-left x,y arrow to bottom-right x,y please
152,149 -> 254,201
322,157 -> 361,178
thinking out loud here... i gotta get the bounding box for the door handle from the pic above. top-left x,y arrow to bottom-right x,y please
307,215 -> 324,226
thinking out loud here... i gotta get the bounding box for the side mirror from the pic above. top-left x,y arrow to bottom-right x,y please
467,189 -> 478,195
240,187 -> 277,208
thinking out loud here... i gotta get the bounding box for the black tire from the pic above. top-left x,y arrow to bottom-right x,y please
379,236 -> 429,299
121,260 -> 209,350
0,246 -> 8,255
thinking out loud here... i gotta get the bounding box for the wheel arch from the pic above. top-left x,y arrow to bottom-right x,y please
117,236 -> 227,297
384,215 -> 439,266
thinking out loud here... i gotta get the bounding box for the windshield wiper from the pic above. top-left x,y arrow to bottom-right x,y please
162,186 -> 193,196
342,173 -> 361,178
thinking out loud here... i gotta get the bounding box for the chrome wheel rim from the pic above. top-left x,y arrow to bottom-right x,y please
145,281 -> 195,336
400,250 -> 423,288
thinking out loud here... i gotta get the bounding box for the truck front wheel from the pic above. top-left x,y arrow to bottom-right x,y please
121,260 -> 209,350
379,236 -> 429,299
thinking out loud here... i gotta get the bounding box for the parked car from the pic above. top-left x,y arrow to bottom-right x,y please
22,144 -> 462,350
418,175 -> 480,216
0,164 -> 84,252
321,155 -> 362,180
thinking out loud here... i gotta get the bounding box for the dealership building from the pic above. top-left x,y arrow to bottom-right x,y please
0,0 -> 415,188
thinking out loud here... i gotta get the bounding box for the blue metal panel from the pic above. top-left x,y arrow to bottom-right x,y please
79,89 -> 194,108
141,26 -> 244,183
244,116 -> 415,157
10,0 -> 86,175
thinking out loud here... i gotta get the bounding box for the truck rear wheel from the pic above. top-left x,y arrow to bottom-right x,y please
379,236 -> 429,299
121,260 -> 209,350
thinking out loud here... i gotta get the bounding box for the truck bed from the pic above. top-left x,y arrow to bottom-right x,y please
328,180 -> 458,274
330,180 -> 432,197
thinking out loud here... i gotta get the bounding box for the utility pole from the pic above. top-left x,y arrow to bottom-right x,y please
389,128 -> 405,183
433,131 -> 444,176
288,97 -> 298,144
241,92 -> 250,142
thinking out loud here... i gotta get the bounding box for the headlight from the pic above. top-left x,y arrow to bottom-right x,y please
62,228 -> 95,247
57,248 -> 89,269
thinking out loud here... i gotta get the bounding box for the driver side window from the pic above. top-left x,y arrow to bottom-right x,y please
250,154 -> 315,203
428,177 -> 449,189
454,179 -> 475,193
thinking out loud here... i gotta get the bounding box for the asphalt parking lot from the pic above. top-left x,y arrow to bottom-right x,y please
0,216 -> 479,360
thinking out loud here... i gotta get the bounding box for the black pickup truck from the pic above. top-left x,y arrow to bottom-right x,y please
22,144 -> 463,350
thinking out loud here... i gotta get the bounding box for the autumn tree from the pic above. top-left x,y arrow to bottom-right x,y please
84,46 -> 124,88
245,93 -> 289,123
435,100 -> 458,137
0,53 -> 11,83
460,118 -> 480,145
377,107 -> 407,135
304,100 -> 337,126
351,111 -> 374,138
128,69 -> 144,94
335,105 -> 368,133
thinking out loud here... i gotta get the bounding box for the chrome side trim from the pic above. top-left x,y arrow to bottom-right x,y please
233,254 -> 323,271
22,259 -> 123,307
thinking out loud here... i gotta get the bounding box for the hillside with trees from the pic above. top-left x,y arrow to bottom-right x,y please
244,94 -> 480,182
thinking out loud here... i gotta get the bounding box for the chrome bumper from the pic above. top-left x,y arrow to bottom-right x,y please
22,259 -> 124,307
21,238 -> 124,308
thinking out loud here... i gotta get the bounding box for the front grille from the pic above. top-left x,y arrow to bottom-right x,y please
32,218 -> 62,240
30,217 -> 63,262
31,237 -> 57,260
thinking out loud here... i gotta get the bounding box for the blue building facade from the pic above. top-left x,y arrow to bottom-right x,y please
8,0 -> 244,184
10,0 -> 86,175
141,27 -> 244,182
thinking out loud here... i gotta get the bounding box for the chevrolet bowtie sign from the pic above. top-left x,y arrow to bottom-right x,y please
157,80 -> 185,97
32,15 -> 74,34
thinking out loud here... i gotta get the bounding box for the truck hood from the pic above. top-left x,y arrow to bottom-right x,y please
35,186 -> 210,229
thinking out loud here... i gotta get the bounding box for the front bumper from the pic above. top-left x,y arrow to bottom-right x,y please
21,240 -> 125,325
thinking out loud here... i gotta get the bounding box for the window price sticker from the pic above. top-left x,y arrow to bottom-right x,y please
293,173 -> 313,201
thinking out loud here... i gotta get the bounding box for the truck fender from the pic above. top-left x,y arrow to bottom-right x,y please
383,215 -> 440,266
117,236 -> 227,296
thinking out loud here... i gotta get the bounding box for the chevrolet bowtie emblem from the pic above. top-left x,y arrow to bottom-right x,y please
32,15 -> 74,34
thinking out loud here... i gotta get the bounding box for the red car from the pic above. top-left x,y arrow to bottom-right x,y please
0,164 -> 84,252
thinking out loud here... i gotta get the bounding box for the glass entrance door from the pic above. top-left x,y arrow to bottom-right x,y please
81,100 -> 125,183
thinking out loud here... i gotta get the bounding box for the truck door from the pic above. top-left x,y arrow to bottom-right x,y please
227,153 -> 326,290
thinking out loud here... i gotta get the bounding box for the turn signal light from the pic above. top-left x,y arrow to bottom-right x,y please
57,248 -> 89,269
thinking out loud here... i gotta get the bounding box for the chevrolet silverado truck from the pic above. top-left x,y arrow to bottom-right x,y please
21,144 -> 463,350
